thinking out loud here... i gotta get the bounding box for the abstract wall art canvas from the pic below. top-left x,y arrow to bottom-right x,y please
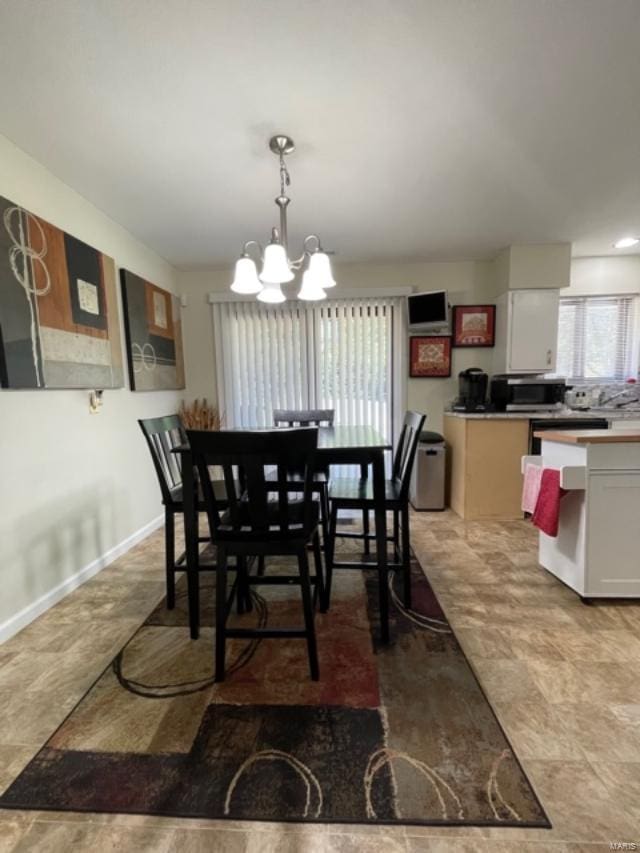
120,270 -> 185,391
0,195 -> 124,389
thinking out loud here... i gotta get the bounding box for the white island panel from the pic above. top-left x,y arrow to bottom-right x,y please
534,431 -> 640,599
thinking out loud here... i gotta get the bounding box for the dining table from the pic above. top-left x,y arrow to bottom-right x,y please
176,424 -> 392,641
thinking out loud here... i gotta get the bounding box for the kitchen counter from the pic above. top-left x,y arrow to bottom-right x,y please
443,410 -> 640,522
444,409 -> 640,421
535,428 -> 640,444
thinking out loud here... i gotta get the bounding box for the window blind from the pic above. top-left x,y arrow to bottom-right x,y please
212,296 -> 406,445
556,295 -> 639,381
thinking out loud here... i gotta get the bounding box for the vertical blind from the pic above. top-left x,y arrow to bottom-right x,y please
556,295 -> 639,381
211,296 -> 405,444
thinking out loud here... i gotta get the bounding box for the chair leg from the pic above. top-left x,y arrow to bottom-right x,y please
325,502 -> 338,610
215,547 -> 228,682
360,463 -> 370,555
375,505 -> 390,645
320,485 -> 330,555
393,510 -> 400,563
401,504 -> 412,610
257,556 -> 266,576
243,556 -> 253,612
236,556 -> 250,615
362,508 -> 370,556
165,509 -> 176,610
312,529 -> 327,613
297,546 -> 319,681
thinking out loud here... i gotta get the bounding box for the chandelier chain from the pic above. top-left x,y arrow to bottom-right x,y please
279,152 -> 291,197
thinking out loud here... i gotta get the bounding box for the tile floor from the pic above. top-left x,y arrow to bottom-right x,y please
1,510 -> 639,852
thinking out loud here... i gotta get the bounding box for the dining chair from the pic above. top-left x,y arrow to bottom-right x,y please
273,408 -> 372,554
187,427 -> 326,682
139,415 -> 234,611
325,411 -> 426,627
272,409 -> 334,555
273,409 -> 335,427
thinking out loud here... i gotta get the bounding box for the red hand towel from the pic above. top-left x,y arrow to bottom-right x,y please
532,468 -> 567,537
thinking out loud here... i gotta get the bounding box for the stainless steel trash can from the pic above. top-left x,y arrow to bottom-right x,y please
410,430 -> 446,511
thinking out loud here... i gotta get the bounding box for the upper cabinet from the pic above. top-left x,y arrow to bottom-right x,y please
493,289 -> 560,374
491,243 -> 569,375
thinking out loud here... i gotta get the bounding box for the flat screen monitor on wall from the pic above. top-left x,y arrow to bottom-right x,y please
407,291 -> 450,332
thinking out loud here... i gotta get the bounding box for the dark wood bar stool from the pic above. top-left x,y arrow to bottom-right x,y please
272,409 -> 335,554
273,409 -> 334,428
273,409 -> 371,553
188,427 -> 326,682
139,415 -> 234,610
325,411 -> 426,636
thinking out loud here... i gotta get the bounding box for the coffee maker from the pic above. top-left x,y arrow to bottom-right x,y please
452,368 -> 489,412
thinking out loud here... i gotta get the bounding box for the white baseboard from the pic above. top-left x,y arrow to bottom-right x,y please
0,513 -> 164,645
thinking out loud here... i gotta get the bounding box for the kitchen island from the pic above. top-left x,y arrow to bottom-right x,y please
443,409 -> 640,520
529,429 -> 640,599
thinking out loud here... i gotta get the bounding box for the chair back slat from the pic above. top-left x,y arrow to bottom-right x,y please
220,461 -> 240,527
392,411 -> 426,498
273,408 -> 335,427
187,428 -> 319,540
139,415 -> 188,503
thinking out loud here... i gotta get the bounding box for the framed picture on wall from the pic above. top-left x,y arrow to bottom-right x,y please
452,304 -> 496,347
120,269 -> 186,391
409,336 -> 452,377
0,194 -> 124,389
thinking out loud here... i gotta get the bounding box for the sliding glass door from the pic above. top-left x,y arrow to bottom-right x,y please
212,296 -> 405,444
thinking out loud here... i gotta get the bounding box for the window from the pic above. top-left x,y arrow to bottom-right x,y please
211,296 -> 406,444
556,295 -> 639,381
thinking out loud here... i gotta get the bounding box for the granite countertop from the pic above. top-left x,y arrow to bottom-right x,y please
444,409 -> 640,421
535,428 -> 640,444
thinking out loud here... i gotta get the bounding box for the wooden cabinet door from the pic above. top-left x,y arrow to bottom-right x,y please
508,290 -> 559,373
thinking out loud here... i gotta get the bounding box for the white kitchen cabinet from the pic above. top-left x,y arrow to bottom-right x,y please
493,289 -> 559,374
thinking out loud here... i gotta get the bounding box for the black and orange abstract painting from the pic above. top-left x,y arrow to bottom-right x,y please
120,269 -> 185,391
0,194 -> 123,388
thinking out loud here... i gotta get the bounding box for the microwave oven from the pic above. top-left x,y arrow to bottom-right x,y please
490,374 -> 566,412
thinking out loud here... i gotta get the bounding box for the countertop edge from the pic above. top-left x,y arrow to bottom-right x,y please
444,411 -> 640,421
534,429 -> 640,444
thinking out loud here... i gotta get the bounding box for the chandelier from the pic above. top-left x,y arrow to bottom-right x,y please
230,134 -> 336,303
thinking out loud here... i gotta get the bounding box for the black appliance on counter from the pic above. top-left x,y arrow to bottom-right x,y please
529,418 -> 609,454
452,367 -> 489,412
490,374 -> 566,412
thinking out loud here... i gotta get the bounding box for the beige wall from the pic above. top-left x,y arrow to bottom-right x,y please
179,258 -> 498,434
0,134 -> 180,637
567,256 -> 640,296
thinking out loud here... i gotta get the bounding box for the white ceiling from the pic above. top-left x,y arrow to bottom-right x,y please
1,0 -> 639,268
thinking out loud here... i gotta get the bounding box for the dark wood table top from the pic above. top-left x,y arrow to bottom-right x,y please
317,425 -> 390,451
173,425 -> 391,453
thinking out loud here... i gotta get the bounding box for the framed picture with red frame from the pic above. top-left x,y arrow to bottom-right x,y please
409,336 -> 452,378
452,304 -> 496,347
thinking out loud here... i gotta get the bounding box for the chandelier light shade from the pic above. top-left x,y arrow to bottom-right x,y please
230,256 -> 263,294
257,280 -> 286,304
260,241 -> 294,284
229,134 -> 336,303
298,270 -> 327,301
307,250 -> 336,289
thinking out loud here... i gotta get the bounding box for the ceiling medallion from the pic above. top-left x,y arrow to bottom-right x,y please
230,135 -> 336,303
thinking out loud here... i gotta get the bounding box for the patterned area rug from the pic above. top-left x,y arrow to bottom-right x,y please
0,544 -> 550,828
